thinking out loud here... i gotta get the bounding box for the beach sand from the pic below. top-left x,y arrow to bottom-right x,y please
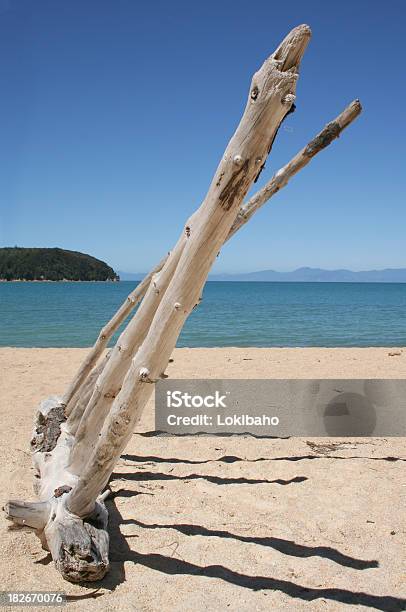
0,347 -> 405,611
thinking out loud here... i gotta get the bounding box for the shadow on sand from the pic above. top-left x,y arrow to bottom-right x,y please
110,470 -> 308,486
121,452 -> 405,465
101,495 -> 405,612
36,451 -> 404,611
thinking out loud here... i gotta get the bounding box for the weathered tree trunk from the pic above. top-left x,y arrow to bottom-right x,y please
5,24 -> 311,582
66,98 -> 361,468
4,25 -> 362,585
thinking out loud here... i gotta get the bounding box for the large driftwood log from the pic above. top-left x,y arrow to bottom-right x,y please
66,98 -> 361,470
67,25 -> 311,518
5,25 -> 311,582
5,26 -> 363,585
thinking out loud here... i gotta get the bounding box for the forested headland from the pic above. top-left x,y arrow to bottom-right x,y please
0,248 -> 119,281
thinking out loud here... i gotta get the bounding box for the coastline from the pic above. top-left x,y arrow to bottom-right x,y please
0,278 -> 120,282
1,347 -> 405,610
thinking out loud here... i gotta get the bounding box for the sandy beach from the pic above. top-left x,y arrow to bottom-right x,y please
1,347 -> 405,611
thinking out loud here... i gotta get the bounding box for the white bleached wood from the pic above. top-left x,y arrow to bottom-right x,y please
5,28 -> 363,585
4,500 -> 50,530
66,350 -> 112,435
67,24 -> 312,517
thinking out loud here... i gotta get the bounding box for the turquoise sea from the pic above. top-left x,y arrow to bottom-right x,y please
1,281 -> 406,348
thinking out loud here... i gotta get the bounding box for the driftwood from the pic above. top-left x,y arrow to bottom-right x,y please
5,24 -> 311,580
4,24 -> 362,584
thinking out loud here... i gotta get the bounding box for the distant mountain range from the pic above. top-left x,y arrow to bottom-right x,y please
118,267 -> 406,283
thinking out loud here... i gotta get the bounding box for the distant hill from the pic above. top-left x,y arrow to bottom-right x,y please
119,267 -> 406,283
210,267 -> 406,282
0,248 -> 119,281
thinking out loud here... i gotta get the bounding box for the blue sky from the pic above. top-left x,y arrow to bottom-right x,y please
0,0 -> 405,274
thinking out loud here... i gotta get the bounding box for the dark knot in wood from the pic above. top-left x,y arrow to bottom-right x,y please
250,86 -> 259,100
219,160 -> 249,211
54,485 -> 73,498
304,121 -> 341,157
31,403 -> 66,453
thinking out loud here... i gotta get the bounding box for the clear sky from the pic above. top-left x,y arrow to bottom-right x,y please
0,0 -> 405,274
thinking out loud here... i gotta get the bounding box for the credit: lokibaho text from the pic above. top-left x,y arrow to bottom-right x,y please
166,413 -> 280,426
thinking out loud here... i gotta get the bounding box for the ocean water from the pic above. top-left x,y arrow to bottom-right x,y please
1,281 -> 406,348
